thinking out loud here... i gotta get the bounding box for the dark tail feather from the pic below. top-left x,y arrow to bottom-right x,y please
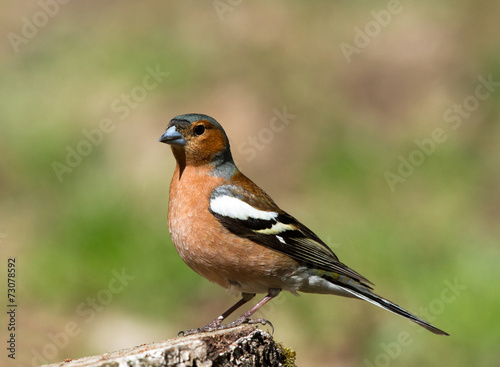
340,282 -> 449,336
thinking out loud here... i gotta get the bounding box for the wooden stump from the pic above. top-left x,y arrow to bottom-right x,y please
43,325 -> 296,367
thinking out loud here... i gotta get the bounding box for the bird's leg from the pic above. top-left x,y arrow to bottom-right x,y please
227,288 -> 281,332
207,292 -> 256,328
178,293 -> 255,336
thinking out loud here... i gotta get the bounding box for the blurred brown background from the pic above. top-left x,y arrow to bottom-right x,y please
1,1 -> 499,366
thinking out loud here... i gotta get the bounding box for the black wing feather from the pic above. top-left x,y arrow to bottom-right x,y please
209,185 -> 373,287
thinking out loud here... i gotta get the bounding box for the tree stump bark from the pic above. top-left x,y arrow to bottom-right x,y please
42,325 -> 296,367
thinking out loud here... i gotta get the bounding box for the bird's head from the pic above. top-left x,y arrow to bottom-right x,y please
159,114 -> 234,172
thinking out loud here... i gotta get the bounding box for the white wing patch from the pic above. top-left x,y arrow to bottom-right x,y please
276,235 -> 287,244
255,222 -> 295,235
210,195 -> 278,221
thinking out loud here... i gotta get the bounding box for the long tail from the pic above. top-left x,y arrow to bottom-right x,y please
328,276 -> 449,335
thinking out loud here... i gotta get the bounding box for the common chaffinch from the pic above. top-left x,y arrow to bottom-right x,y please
159,113 -> 448,336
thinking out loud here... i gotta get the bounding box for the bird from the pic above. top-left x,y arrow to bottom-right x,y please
159,113 -> 448,336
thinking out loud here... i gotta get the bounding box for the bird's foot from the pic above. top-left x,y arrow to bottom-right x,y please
177,321 -> 220,337
177,317 -> 273,337
227,316 -> 274,334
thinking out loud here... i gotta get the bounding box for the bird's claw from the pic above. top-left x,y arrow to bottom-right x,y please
247,318 -> 274,334
177,324 -> 217,337
177,318 -> 273,337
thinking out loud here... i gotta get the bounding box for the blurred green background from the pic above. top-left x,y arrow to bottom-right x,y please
1,1 -> 499,366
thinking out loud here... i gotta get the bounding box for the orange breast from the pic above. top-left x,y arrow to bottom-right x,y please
167,164 -> 300,294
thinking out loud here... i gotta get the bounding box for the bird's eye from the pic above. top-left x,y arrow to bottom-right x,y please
193,125 -> 205,136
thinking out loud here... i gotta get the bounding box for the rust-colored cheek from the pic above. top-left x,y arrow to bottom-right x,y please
186,129 -> 228,165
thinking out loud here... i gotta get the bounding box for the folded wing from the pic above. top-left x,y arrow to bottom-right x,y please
209,184 -> 373,288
